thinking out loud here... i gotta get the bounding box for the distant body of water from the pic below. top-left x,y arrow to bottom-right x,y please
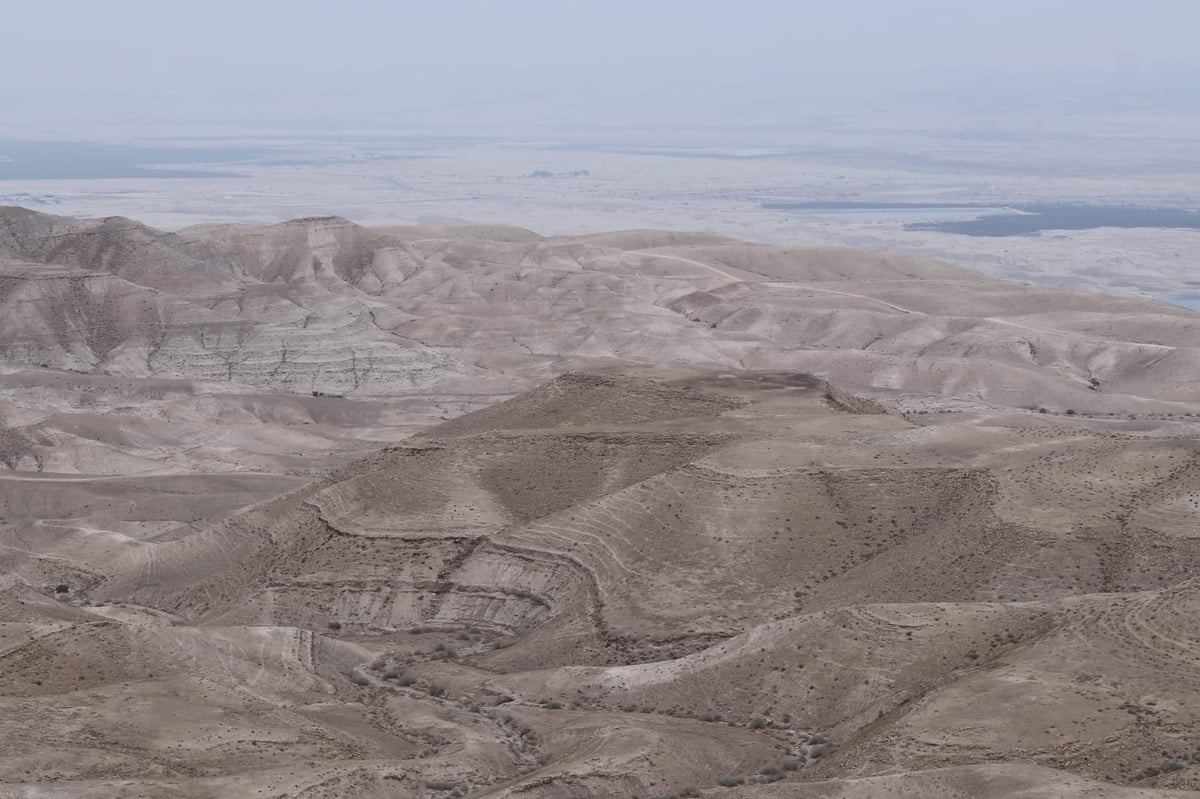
0,140 -> 269,180
763,201 -> 1200,237
1162,294 -> 1200,311
762,203 -> 1018,222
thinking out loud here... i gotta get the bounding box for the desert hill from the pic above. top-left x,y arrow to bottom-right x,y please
0,208 -> 1199,797
2,206 -> 1197,414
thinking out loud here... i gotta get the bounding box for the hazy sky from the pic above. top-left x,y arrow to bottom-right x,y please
6,0 -> 1200,132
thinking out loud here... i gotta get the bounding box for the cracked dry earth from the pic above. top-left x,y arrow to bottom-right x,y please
1,207 -> 1200,798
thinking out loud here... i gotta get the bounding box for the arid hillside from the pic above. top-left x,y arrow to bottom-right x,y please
1,207 -> 1199,798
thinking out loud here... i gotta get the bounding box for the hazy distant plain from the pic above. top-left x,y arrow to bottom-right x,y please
4,109 -> 1200,300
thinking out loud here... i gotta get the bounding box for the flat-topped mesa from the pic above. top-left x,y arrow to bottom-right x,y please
425,371 -> 751,437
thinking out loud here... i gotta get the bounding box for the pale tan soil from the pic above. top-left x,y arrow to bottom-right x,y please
0,208 -> 1199,797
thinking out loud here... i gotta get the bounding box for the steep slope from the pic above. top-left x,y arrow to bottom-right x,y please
1,208 -> 1200,797
12,369 -> 1184,796
3,206 -> 1199,415
0,206 -> 240,294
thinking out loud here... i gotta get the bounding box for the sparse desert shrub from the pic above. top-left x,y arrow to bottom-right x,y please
750,716 -> 767,729
347,670 -> 370,686
427,683 -> 446,697
424,778 -> 460,791
717,775 -> 745,787
54,584 -> 69,594
327,621 -> 342,631
386,667 -> 420,686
